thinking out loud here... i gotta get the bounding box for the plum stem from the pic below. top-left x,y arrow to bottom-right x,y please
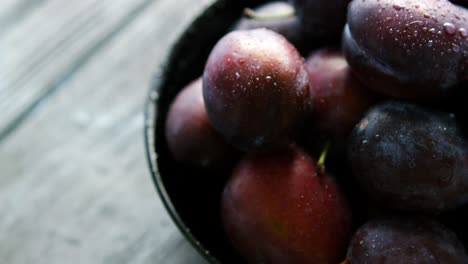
317,141 -> 331,174
243,7 -> 295,20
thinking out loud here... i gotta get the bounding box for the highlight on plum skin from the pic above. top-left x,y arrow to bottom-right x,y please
343,0 -> 468,99
165,77 -> 236,169
203,28 -> 310,151
233,1 -> 301,47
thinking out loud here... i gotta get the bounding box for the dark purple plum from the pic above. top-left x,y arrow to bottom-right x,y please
222,145 -> 351,264
165,78 -> 236,169
233,2 -> 301,47
348,101 -> 468,212
343,0 -> 468,99
290,0 -> 350,43
347,217 -> 468,264
203,29 -> 309,151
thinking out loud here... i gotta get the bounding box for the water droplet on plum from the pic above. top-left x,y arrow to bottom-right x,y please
427,40 -> 434,47
393,4 -> 403,10
443,22 -> 456,35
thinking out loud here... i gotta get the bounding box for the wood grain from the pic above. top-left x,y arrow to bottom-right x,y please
0,0 -> 215,263
0,0 -> 155,141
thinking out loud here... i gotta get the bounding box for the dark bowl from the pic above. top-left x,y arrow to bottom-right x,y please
144,0 -> 269,263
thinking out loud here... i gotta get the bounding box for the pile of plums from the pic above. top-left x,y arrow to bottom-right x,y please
164,0 -> 468,263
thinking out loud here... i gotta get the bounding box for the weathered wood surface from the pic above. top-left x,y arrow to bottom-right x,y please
0,0 -> 154,139
0,0 -> 214,263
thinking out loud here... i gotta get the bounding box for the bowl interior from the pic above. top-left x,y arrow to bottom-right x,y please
145,0 -> 268,263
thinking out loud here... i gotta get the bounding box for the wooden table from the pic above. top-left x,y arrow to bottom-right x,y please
0,0 -> 212,263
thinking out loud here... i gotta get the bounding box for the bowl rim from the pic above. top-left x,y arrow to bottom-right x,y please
144,78 -> 221,264
143,1 -> 223,263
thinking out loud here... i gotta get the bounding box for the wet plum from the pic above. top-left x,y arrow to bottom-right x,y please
203,29 -> 309,151
343,0 -> 468,99
221,145 -> 351,264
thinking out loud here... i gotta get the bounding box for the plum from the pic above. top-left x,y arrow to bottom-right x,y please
203,29 -> 309,151
233,2 -> 301,47
290,0 -> 350,44
348,101 -> 468,212
343,0 -> 468,99
221,145 -> 351,263
302,48 -> 377,158
165,78 -> 236,169
347,217 -> 468,263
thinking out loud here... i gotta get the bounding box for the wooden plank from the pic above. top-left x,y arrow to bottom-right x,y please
0,0 -> 215,263
0,0 -> 48,34
0,0 -> 155,140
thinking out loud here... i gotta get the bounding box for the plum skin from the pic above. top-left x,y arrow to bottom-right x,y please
347,217 -> 468,263
165,78 -> 235,169
221,145 -> 352,264
302,48 -> 376,158
290,0 -> 350,42
348,101 -> 468,212
306,49 -> 372,135
203,28 -> 309,151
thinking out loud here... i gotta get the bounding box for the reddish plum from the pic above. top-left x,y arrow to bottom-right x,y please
165,78 -> 236,169
221,145 -> 352,263
303,48 -> 376,157
203,29 -> 309,151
